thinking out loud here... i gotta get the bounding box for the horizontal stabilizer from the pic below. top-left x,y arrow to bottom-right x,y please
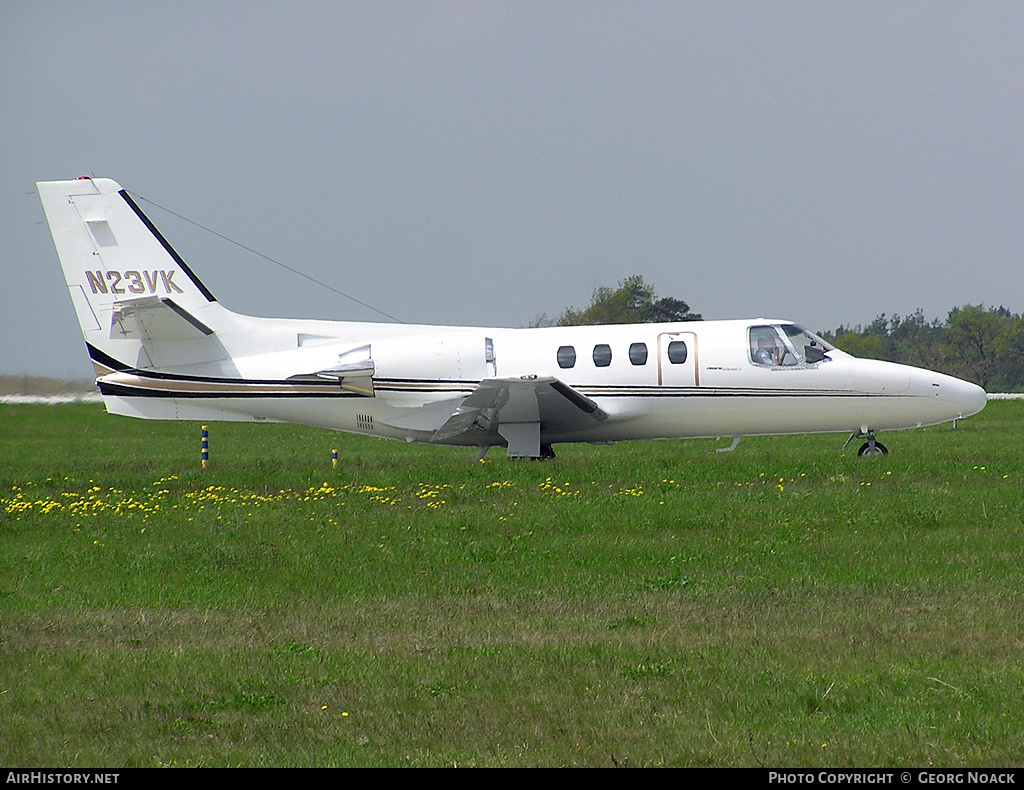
109,296 -> 214,341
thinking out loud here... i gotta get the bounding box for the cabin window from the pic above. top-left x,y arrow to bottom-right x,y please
667,340 -> 687,364
628,342 -> 648,365
750,326 -> 784,366
593,344 -> 612,367
556,345 -> 576,369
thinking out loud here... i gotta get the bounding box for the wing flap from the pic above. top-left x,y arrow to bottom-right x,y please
431,376 -> 607,448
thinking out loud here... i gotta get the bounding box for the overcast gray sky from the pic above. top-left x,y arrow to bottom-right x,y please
3,1 -> 1022,379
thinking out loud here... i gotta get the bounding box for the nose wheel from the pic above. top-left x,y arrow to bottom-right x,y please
851,431 -> 888,457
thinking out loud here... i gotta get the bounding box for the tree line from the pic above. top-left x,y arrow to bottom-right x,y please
820,305 -> 1024,392
538,276 -> 1024,391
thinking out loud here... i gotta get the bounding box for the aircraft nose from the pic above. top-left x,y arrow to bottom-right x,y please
952,378 -> 987,418
931,373 -> 987,418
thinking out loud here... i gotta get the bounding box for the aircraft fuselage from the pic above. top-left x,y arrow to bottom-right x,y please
38,177 -> 987,458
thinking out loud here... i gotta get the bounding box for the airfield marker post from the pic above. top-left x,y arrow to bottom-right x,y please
202,425 -> 209,469
332,448 -> 338,469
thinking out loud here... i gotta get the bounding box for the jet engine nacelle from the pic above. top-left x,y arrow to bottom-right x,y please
368,333 -> 494,383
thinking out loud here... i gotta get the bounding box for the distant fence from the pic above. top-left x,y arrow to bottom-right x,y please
1,393 -> 104,405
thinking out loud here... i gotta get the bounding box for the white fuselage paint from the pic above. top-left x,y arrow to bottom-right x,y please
37,177 -> 987,455
99,312 -> 987,447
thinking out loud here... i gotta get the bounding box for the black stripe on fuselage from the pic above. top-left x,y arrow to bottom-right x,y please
95,370 -> 906,401
97,381 -> 368,399
86,343 -> 131,372
84,354 -> 906,401
575,388 -> 906,399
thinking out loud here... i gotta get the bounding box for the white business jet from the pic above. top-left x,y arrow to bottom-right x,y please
37,177 -> 986,459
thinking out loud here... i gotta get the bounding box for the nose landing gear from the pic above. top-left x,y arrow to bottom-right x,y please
845,430 -> 889,457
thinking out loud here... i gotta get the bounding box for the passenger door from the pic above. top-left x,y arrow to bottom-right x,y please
657,331 -> 698,387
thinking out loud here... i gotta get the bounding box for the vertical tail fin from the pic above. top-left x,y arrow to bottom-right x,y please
38,177 -> 225,374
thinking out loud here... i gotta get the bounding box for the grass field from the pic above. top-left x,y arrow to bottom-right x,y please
2,401 -> 1022,767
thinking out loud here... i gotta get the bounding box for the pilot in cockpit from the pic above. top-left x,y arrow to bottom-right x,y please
751,328 -> 781,366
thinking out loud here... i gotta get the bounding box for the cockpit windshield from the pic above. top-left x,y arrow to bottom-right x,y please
749,324 -> 834,367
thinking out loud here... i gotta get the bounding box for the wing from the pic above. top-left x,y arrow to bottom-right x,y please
430,376 -> 607,457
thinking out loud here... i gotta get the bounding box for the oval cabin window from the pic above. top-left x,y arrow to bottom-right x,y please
629,342 -> 648,365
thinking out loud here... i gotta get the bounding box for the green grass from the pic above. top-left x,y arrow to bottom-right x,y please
2,402 -> 1023,766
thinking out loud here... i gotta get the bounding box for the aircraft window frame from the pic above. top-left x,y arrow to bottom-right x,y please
556,345 -> 576,369
781,324 -> 834,365
749,324 -> 833,367
667,340 -> 687,364
628,342 -> 648,366
750,325 -> 798,366
593,343 -> 612,367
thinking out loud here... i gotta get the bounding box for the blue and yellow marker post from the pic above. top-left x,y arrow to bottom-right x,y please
202,425 -> 209,469
332,448 -> 338,469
